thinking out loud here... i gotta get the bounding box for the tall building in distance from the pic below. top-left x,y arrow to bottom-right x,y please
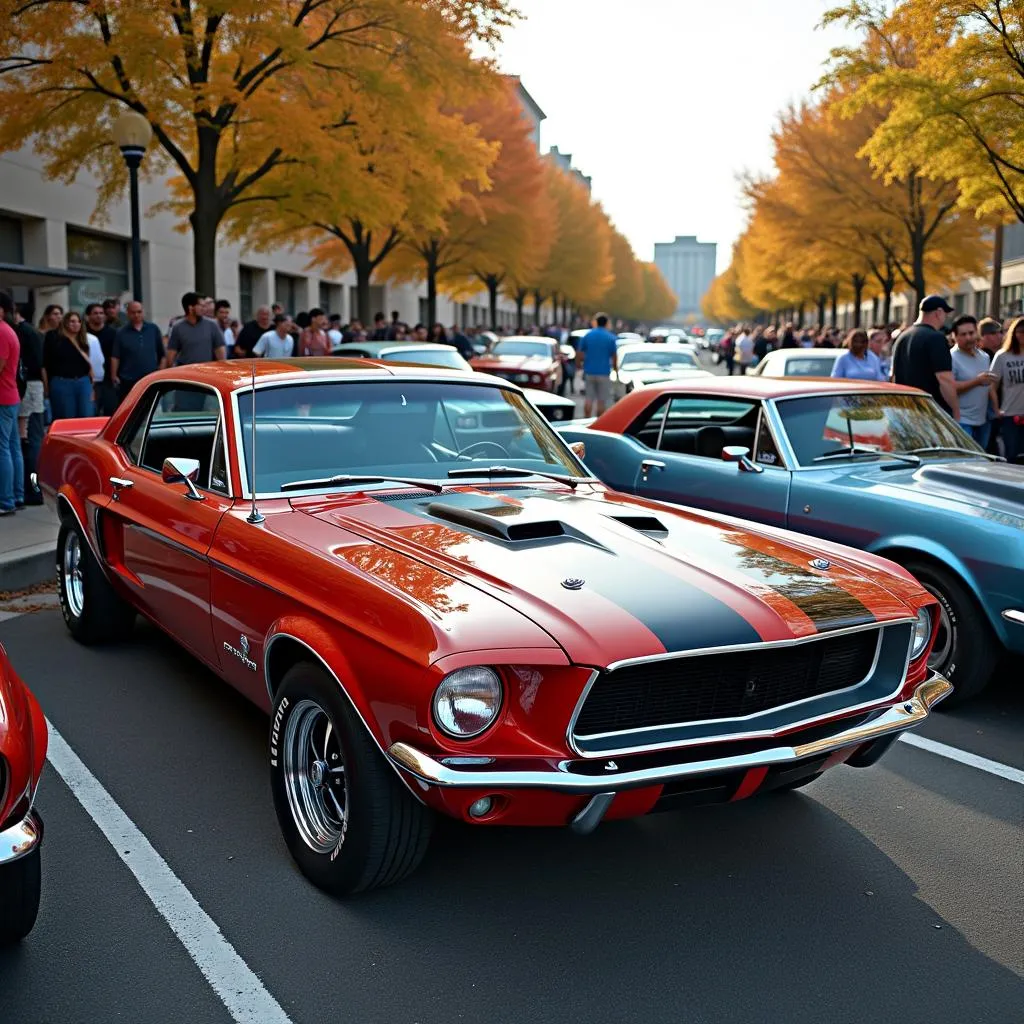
654,235 -> 717,319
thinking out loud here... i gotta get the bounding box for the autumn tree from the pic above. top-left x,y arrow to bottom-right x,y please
639,263 -> 678,323
600,229 -> 644,322
824,1 -> 1024,224
703,245 -> 762,324
0,0 -> 516,294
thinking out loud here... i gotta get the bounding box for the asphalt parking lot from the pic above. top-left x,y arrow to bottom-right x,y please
0,608 -> 1021,1024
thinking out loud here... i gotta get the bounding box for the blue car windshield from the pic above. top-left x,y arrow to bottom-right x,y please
237,380 -> 581,495
776,393 -> 981,466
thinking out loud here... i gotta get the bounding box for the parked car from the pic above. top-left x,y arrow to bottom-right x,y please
752,348 -> 842,378
331,340 -> 472,371
0,642 -> 46,943
527,390 -> 578,422
612,343 -> 712,400
471,336 -> 562,392
38,361 -> 947,895
557,376 -> 1024,702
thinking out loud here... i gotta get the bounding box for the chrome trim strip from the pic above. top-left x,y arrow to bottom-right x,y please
565,620 -> 913,758
228,375 -> 590,501
262,632 -> 424,802
389,675 -> 951,791
1002,609 -> 1024,626
0,810 -> 42,865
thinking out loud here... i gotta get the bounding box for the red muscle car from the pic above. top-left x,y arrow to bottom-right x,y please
471,336 -> 563,392
38,359 -> 949,895
0,642 -> 47,942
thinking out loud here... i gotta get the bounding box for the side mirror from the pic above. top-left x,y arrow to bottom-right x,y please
162,457 -> 205,500
569,441 -> 586,460
722,445 -> 763,474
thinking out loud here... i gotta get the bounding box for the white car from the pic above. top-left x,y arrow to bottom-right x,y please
611,344 -> 712,399
750,348 -> 842,378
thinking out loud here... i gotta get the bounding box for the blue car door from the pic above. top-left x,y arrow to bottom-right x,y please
631,395 -> 791,527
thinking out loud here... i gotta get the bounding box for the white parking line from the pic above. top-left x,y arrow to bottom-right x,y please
45,720 -> 292,1024
899,732 -> 1024,786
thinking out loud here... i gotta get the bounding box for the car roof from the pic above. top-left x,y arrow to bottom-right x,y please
337,341 -> 455,355
491,335 -> 554,344
769,348 -> 841,359
135,358 -> 502,395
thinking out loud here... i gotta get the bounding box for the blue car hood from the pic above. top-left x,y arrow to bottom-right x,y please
849,458 -> 1024,524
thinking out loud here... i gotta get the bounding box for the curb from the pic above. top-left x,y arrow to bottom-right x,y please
0,543 -> 56,592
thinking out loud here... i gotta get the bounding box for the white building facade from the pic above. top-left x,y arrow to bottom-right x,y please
0,79 -> 551,333
653,235 -> 717,319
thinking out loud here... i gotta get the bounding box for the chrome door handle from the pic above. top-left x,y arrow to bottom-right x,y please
641,459 -> 666,473
109,477 -> 133,501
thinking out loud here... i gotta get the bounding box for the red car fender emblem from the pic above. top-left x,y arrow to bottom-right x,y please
561,578 -> 585,590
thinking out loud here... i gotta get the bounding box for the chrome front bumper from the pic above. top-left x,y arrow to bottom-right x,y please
389,675 -> 952,793
0,809 -> 43,866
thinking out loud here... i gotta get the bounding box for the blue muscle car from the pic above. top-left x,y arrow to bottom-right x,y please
558,377 -> 1024,702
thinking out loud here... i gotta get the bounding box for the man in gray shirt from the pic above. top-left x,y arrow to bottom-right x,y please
950,315 -> 998,448
167,291 -> 226,366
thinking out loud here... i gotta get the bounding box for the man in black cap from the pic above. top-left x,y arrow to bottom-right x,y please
891,295 -> 959,418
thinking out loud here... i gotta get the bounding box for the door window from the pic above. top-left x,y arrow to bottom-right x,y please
657,396 -> 758,459
122,384 -> 226,492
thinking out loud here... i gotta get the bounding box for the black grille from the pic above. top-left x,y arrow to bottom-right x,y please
574,630 -> 879,736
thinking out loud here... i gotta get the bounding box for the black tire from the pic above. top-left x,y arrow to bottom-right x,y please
0,846 -> 41,944
57,519 -> 134,645
902,559 -> 997,705
269,662 -> 432,896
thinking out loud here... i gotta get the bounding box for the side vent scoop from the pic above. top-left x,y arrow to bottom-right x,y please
607,514 -> 669,536
426,502 -> 565,542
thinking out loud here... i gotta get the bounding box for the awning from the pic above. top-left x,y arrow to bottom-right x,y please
0,262 -> 99,288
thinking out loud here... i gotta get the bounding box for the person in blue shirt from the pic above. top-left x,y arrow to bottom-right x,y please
575,314 -> 618,416
831,328 -> 886,381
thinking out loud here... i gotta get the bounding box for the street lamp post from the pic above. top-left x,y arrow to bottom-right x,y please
111,111 -> 153,303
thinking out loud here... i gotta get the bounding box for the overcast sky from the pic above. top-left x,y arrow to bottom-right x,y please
487,0 -> 858,273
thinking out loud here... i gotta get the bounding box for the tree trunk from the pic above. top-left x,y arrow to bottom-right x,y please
816,294 -> 826,328
514,290 -> 526,331
852,274 -> 865,328
990,223 -> 1004,319
797,302 -> 805,328
189,128 -> 222,295
487,276 -> 499,330
425,250 -> 438,329
355,257 -> 372,325
829,283 -> 838,328
533,290 -> 544,324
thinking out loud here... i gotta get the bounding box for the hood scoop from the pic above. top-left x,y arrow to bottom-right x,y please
426,501 -> 566,542
917,463 -> 1023,507
606,514 -> 669,537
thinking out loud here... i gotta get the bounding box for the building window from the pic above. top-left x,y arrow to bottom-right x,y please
974,290 -> 989,318
275,273 -> 302,315
66,228 -> 129,311
1001,283 -> 1024,316
0,215 -> 24,264
239,266 -> 255,321
319,281 -> 342,316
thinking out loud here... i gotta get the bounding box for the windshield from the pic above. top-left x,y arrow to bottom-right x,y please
236,380 -> 581,495
489,340 -> 551,358
776,393 -> 981,466
620,350 -> 697,370
383,348 -> 470,371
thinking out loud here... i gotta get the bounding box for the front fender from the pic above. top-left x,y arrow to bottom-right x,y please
556,428 -> 650,491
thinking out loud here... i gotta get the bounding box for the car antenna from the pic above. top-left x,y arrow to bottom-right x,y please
246,360 -> 264,525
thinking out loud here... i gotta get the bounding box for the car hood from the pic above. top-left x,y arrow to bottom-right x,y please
471,355 -> 553,372
295,486 -> 917,668
841,458 -> 1024,524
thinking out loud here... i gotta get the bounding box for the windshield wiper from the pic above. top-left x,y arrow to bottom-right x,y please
280,474 -> 445,494
447,465 -> 580,490
903,446 -> 1003,462
813,446 -> 921,466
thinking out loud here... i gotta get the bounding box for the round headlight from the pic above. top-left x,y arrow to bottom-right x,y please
432,667 -> 503,739
911,607 -> 933,659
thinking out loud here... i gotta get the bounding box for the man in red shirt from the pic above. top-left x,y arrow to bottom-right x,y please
0,291 -> 25,515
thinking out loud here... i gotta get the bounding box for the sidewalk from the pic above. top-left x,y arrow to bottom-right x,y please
0,504 -> 58,591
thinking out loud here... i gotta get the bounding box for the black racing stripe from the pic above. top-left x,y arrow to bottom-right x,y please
724,544 -> 872,632
384,493 -> 762,655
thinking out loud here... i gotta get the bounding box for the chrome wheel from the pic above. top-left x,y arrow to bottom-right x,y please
924,585 -> 953,671
63,531 -> 84,619
282,699 -> 348,854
